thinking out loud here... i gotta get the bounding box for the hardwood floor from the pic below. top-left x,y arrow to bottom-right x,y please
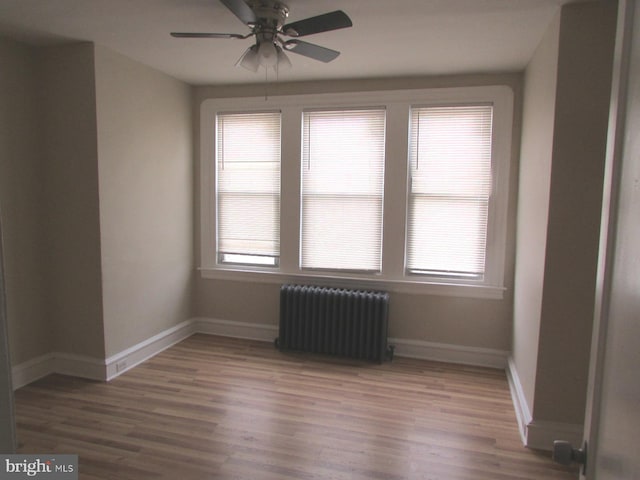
15,334 -> 578,479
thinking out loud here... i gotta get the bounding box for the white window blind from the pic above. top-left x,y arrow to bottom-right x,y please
407,105 -> 493,278
216,111 -> 281,266
301,108 -> 386,271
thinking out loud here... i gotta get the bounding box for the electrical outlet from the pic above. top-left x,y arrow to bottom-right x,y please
115,360 -> 127,373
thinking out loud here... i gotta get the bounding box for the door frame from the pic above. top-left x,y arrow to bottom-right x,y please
0,210 -> 17,453
581,0 -> 635,478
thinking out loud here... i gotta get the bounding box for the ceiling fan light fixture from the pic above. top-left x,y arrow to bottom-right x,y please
236,44 -> 260,72
258,40 -> 278,67
276,46 -> 292,70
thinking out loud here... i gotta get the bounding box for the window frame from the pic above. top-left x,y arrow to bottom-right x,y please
215,110 -> 282,269
200,86 -> 513,299
406,103 -> 495,280
300,107 -> 387,273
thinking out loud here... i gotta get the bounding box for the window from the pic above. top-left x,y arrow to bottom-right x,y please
201,86 -> 512,298
407,105 -> 493,279
300,108 -> 386,272
215,111 -> 281,267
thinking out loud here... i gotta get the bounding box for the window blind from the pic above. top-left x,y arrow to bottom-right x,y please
301,108 -> 386,271
407,105 -> 493,278
216,111 -> 281,266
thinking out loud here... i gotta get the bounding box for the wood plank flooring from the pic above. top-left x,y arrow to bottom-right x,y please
15,334 -> 579,479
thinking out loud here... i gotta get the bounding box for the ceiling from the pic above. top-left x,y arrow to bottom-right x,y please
0,0 -> 578,86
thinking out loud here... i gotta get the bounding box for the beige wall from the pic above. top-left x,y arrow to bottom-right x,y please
0,38 -> 49,364
193,74 -> 522,351
534,1 -> 617,424
39,43 -> 106,359
512,12 -> 561,414
2,39 -> 194,367
94,46 -> 193,357
513,0 -> 617,434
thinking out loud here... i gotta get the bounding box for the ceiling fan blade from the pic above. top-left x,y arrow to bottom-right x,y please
282,10 -> 352,37
171,32 -> 247,39
283,39 -> 340,63
220,0 -> 257,25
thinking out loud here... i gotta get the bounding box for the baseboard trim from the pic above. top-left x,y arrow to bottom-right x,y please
12,352 -> 104,389
11,353 -> 55,390
192,317 -> 508,368
505,356 -> 583,450
506,356 -> 532,445
390,337 -> 508,369
13,317 -> 508,389
193,317 -> 278,343
55,353 -> 106,382
12,321 -> 196,388
104,320 -> 195,381
526,420 -> 583,451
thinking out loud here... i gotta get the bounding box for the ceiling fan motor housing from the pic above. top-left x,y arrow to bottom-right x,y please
248,1 -> 289,32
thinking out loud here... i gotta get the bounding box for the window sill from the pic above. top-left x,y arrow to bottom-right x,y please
199,267 -> 506,300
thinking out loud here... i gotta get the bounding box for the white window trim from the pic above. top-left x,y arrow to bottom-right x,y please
200,86 -> 513,299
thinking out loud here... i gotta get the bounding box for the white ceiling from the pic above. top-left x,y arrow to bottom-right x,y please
0,0 -> 577,85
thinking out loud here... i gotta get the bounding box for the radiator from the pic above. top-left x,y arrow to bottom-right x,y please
276,284 -> 393,362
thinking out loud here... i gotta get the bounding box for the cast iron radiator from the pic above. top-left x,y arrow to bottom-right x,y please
276,284 -> 393,362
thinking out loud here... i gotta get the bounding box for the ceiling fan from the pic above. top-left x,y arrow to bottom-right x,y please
171,0 -> 353,72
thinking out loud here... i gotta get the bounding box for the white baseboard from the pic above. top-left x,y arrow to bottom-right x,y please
193,317 -> 278,343
12,320 -> 195,388
506,356 -> 583,450
104,320 -> 194,381
390,337 -> 508,369
55,353 -> 106,382
526,420 -> 583,451
506,356 -> 532,444
193,317 -> 508,368
12,317 -> 507,390
12,352 -> 105,389
11,353 -> 55,390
